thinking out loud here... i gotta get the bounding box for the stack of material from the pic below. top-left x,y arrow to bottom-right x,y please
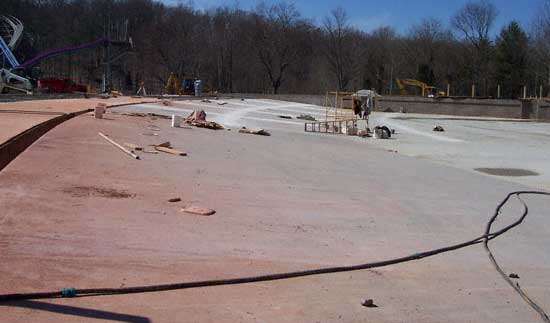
184,110 -> 224,130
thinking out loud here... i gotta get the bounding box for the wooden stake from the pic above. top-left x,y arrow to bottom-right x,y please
99,133 -> 140,160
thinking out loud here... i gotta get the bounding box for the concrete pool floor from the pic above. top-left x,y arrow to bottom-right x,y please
368,112 -> 550,190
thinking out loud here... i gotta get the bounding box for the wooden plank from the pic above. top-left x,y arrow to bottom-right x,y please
98,132 -> 140,160
155,146 -> 187,156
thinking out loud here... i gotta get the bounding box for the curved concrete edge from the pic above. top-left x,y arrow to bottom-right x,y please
0,101 -> 157,172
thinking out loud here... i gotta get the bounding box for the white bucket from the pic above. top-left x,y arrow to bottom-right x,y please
171,115 -> 181,128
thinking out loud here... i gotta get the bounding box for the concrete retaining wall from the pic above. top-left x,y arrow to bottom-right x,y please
531,100 -> 550,120
374,96 -> 523,119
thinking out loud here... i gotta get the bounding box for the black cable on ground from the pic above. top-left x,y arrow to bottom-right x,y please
483,191 -> 550,323
0,191 -> 548,322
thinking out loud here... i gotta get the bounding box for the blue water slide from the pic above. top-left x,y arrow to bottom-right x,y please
0,36 -> 19,68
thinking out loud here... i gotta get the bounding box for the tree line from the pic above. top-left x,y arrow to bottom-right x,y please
2,0 -> 550,98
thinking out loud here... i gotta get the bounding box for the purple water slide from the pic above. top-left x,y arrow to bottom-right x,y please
16,36 -> 108,69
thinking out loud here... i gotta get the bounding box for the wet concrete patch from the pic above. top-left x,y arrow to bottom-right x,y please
474,168 -> 539,177
63,186 -> 134,199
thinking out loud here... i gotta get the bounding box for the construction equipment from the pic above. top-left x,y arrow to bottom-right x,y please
164,73 -> 203,96
396,78 -> 444,97
37,78 -> 87,93
182,78 -> 196,95
1,15 -> 133,95
0,16 -> 33,94
164,73 -> 180,95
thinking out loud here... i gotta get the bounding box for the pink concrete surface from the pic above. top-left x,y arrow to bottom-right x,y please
0,105 -> 548,322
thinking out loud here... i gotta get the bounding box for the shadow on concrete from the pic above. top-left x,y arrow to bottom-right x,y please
1,300 -> 151,322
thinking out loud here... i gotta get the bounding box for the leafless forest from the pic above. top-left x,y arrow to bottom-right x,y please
3,0 -> 550,97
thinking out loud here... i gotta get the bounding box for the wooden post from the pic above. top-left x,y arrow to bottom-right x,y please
497,84 -> 500,99
523,86 -> 527,99
422,84 -> 425,97
471,84 -> 475,98
325,92 -> 329,122
541,85 -> 544,99
446,83 -> 450,97
334,91 -> 338,121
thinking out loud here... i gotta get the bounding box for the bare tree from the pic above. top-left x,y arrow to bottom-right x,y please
451,0 -> 497,95
251,3 -> 312,94
406,18 -> 453,85
531,0 -> 550,94
322,7 -> 361,91
451,0 -> 497,49
366,26 -> 397,94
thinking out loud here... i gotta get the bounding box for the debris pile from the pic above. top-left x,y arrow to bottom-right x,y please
361,299 -> 377,308
296,114 -> 316,121
374,126 -> 392,139
119,112 -> 171,119
239,127 -> 271,136
184,110 -> 224,130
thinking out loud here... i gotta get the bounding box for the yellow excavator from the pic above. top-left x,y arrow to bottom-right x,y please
396,78 -> 444,97
165,73 -> 195,95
